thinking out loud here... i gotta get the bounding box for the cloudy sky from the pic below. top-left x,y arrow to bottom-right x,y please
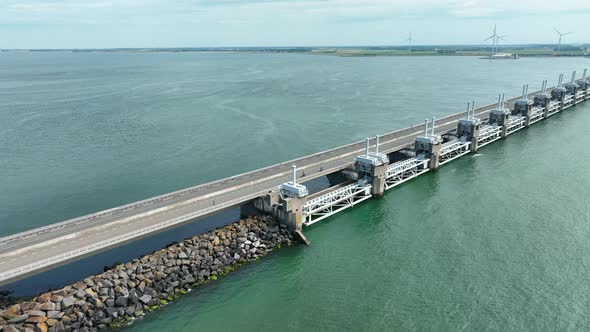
1,0 -> 589,48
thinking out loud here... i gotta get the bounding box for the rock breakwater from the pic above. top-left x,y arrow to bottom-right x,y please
0,215 -> 293,332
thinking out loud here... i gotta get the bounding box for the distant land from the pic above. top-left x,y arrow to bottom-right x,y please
1,44 -> 589,57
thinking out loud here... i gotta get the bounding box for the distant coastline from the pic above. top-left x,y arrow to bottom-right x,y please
1,45 -> 589,58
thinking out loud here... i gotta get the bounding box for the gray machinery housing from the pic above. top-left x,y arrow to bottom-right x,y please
534,80 -> 550,108
415,136 -> 441,156
513,100 -> 533,115
534,94 -> 550,108
414,118 -> 442,166
552,73 -> 567,101
565,82 -> 580,96
565,71 -> 580,96
457,119 -> 480,140
551,87 -> 567,101
513,85 -> 533,115
457,101 -> 481,142
489,94 -> 510,126
489,109 -> 510,126
577,70 -> 589,91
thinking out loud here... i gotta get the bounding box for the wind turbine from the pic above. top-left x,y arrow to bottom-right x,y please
484,24 -> 506,58
554,28 -> 572,55
404,33 -> 414,55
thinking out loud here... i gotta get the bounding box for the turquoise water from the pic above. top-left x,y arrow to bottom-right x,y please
2,52 -> 590,330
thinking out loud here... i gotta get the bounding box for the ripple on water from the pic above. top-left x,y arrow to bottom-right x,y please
2,54 -> 590,330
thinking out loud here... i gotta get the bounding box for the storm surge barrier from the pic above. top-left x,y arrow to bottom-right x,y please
1,69 -> 589,286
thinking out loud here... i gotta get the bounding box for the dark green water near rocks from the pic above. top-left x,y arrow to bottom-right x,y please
2,52 -> 590,330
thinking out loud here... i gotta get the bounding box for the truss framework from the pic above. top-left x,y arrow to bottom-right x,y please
546,101 -> 560,117
384,158 -> 429,190
302,182 -> 372,226
563,94 -> 575,109
529,107 -> 545,125
439,140 -> 471,165
506,116 -> 526,135
478,125 -> 502,148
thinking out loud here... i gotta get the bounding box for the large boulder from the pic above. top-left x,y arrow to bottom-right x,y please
115,296 -> 128,307
26,315 -> 47,324
128,291 -> 139,305
84,288 -> 97,298
61,296 -> 76,309
26,310 -> 46,317
138,295 -> 152,305
4,325 -> 20,332
7,314 -> 29,324
39,302 -> 56,311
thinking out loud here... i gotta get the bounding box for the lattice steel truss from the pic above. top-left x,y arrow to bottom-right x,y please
546,101 -> 560,117
384,158 -> 429,190
563,94 -> 575,109
302,182 -> 372,226
506,116 -> 526,135
478,125 -> 502,148
439,140 -> 471,165
576,91 -> 586,103
529,107 -> 545,125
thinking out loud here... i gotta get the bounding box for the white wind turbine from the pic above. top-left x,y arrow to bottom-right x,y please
554,28 -> 572,55
403,33 -> 414,55
484,24 -> 506,58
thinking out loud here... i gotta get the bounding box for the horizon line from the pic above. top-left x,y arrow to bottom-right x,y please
2,43 -> 589,51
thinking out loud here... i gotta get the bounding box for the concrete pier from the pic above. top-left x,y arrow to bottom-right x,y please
534,81 -> 551,118
577,70 -> 589,101
565,72 -> 580,106
552,74 -> 568,111
273,166 -> 308,232
353,137 -> 389,197
457,102 -> 481,152
415,118 -> 442,170
489,95 -> 511,138
369,164 -> 387,197
513,85 -> 533,127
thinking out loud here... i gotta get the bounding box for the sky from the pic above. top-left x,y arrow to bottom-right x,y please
1,0 -> 589,49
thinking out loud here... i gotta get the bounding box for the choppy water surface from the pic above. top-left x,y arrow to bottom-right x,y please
1,52 -> 590,330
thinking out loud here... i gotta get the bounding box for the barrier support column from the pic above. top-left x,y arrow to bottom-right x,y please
370,164 -> 387,197
577,70 -> 589,101
354,136 -> 389,198
565,71 -> 579,106
457,102 -> 481,152
489,94 -> 510,138
275,197 -> 306,232
514,85 -> 533,127
273,165 -> 310,244
415,118 -> 442,171
534,95 -> 550,118
552,74 -> 567,112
